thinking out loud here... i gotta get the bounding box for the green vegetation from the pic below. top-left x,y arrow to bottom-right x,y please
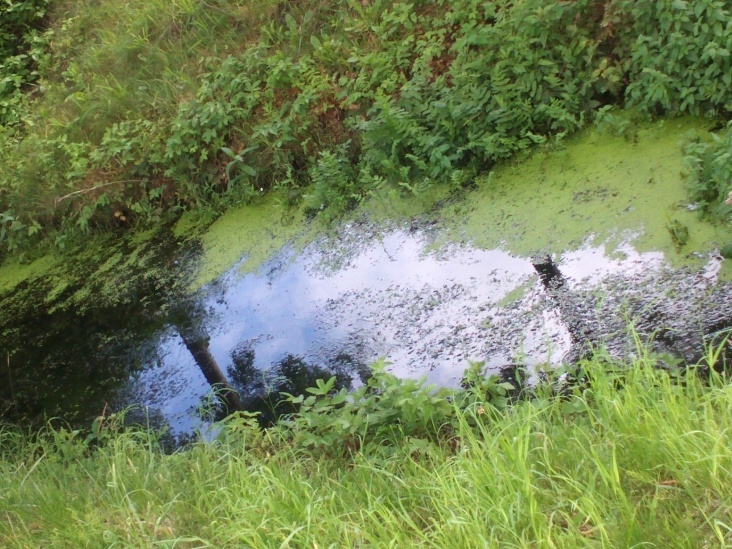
2,347 -> 732,547
0,0 -> 49,127
441,117 -> 732,271
2,2 -> 732,543
188,192 -> 317,289
1,0 -> 732,258
684,122 -> 732,222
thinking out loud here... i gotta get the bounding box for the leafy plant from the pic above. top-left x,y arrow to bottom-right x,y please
278,358 -> 519,455
666,218 -> 690,251
2,0 -> 732,255
683,122 -> 732,221
304,143 -> 361,216
621,0 -> 732,116
0,0 -> 49,127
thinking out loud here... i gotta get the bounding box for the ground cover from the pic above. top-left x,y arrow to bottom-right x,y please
1,350 -> 731,547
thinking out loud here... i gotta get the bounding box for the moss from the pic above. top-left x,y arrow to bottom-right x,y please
442,117 -> 732,272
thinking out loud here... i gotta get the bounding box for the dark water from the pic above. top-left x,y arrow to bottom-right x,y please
1,222 -> 731,438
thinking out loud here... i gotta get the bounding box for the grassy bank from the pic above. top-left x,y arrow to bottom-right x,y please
1,0 -> 731,257
2,349 -> 732,547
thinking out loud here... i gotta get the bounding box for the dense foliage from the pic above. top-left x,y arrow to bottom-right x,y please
0,0 -> 49,127
1,0 -> 731,255
684,121 -> 732,224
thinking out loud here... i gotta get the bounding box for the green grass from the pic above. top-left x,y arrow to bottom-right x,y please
2,349 -> 732,547
3,0 -> 732,256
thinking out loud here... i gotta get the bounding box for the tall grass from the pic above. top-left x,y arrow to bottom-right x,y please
2,351 -> 732,547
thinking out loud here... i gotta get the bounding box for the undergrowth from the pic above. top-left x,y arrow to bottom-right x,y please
684,121 -> 732,224
1,0 -> 732,257
0,0 -> 49,128
2,348 -> 732,546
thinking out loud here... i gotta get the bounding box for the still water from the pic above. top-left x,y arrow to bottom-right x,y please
1,223 -> 729,437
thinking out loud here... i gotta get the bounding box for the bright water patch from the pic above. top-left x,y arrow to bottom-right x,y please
119,224 -> 726,435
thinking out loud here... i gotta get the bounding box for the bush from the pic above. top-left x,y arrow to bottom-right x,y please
621,0 -> 732,115
0,0 -> 49,126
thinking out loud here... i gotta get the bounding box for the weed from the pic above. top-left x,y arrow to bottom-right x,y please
684,122 -> 732,222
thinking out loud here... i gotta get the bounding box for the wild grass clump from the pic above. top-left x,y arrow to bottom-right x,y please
2,349 -> 732,547
1,0 -> 732,255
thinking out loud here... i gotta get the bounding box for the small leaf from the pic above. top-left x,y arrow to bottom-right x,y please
285,14 -> 297,32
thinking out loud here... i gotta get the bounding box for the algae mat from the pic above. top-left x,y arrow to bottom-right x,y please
443,117 -> 731,275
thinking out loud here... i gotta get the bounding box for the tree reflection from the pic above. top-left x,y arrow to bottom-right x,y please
531,254 -> 591,362
168,297 -> 244,415
228,345 -> 369,426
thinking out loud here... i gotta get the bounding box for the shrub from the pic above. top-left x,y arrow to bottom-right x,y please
0,0 -> 49,127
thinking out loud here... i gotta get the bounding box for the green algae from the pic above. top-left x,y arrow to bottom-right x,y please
44,278 -> 70,304
128,227 -> 160,246
0,255 -> 57,294
3,116 -> 730,319
172,210 -> 214,239
3,115 -> 732,430
440,117 -> 732,274
187,116 -> 732,291
360,184 -> 455,225
495,277 -> 536,307
190,193 -> 321,290
186,184 -> 450,292
94,251 -> 125,276
0,223 -> 197,328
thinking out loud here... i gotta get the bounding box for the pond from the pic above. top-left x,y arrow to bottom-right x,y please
2,117 -> 732,440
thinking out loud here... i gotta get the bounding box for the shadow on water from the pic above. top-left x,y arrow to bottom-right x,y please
2,221 -> 732,439
0,225 -> 374,437
0,229 -> 187,428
